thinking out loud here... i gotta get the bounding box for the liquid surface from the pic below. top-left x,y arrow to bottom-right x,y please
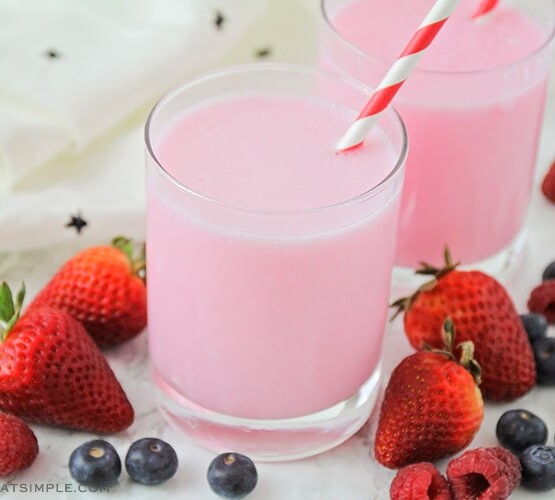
155,94 -> 397,211
332,0 -> 547,72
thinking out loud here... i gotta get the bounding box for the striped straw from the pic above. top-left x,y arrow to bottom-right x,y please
336,0 -> 462,152
472,0 -> 499,20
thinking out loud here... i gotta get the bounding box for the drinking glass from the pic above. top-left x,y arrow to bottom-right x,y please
145,63 -> 407,460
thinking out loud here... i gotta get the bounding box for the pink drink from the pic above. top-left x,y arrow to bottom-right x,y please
145,65 -> 407,459
322,0 -> 555,269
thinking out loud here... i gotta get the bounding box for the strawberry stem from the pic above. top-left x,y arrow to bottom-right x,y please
442,317 -> 455,352
415,245 -> 460,278
424,318 -> 482,385
390,245 -> 459,319
112,236 -> 146,283
458,341 -> 482,385
112,236 -> 135,261
0,282 -> 25,342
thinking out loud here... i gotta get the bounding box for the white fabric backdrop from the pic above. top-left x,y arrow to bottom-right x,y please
1,0 -> 322,251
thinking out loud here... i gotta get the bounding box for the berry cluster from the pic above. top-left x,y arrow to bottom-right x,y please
520,260 -> 555,386
378,249 -> 535,471
390,447 -> 521,500
382,250 -> 555,498
68,441 -> 258,498
69,438 -> 178,488
0,238 -> 147,475
496,409 -> 555,492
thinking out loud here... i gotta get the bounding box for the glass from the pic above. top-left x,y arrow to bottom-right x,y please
145,63 -> 407,460
321,0 -> 555,282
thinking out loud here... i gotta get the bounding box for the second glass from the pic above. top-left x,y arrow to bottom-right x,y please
321,0 -> 555,278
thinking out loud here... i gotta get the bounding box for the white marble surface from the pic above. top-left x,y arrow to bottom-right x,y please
2,2 -> 555,499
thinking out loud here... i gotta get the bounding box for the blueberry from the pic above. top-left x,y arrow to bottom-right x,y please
532,337 -> 555,385
520,445 -> 555,491
496,409 -> 548,454
520,313 -> 549,344
69,439 -> 121,488
543,261 -> 555,281
125,437 -> 178,485
207,452 -> 257,499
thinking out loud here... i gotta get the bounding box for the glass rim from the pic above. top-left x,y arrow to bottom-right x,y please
145,62 -> 408,216
320,0 -> 555,77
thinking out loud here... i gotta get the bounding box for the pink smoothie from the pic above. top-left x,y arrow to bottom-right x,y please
146,94 -> 403,420
325,0 -> 552,267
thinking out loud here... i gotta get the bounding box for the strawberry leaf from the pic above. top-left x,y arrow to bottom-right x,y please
112,236 -> 146,282
0,282 -> 25,342
15,283 -> 25,311
0,282 -> 15,322
444,246 -> 453,266
112,236 -> 134,261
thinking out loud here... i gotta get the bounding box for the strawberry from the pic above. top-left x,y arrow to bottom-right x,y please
0,411 -> 39,476
541,160 -> 555,203
27,236 -> 146,349
392,248 -> 536,401
0,282 -> 134,433
374,319 -> 484,469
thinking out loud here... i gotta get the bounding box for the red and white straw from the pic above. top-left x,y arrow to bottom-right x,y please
472,0 -> 499,20
336,0 -> 462,152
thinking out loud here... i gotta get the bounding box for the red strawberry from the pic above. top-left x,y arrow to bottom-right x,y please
392,248 -> 536,401
541,160 -> 555,203
0,411 -> 39,476
374,319 -> 484,469
0,282 -> 134,433
528,280 -> 555,324
27,236 -> 146,349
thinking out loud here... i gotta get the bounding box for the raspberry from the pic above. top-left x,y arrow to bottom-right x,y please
390,462 -> 451,500
487,447 -> 522,489
0,412 -> 39,476
528,281 -> 555,324
446,447 -> 521,499
541,161 -> 555,203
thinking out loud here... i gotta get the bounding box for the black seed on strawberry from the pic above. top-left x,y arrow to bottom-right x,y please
496,409 -> 548,455
543,261 -> 555,281
532,337 -> 555,385
520,313 -> 548,344
520,445 -> 555,491
125,437 -> 178,485
69,439 -> 121,488
207,452 -> 257,499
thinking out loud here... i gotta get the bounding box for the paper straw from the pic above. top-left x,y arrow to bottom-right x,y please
336,0 -> 462,152
472,0 -> 499,20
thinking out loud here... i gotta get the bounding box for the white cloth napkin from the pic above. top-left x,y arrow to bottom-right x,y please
0,0 -> 271,250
